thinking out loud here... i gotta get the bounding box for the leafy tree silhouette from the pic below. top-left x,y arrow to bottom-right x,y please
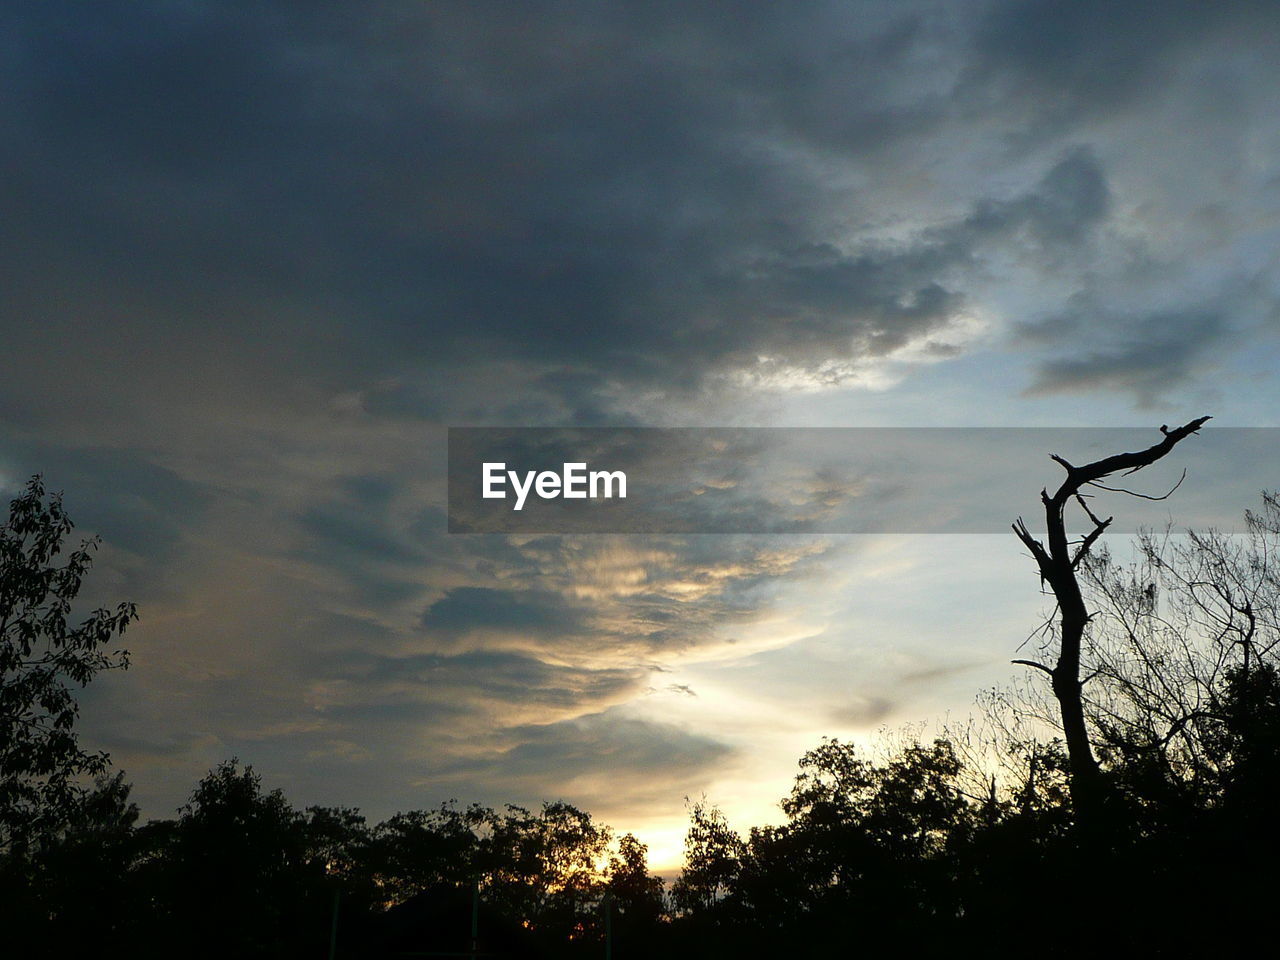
670,799 -> 743,917
481,800 -> 612,950
140,760 -> 348,959
605,832 -> 664,925
368,802 -> 486,903
0,475 -> 135,850
0,771 -> 142,958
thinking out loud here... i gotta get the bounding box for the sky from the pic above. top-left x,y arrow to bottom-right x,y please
4,1 -> 1280,872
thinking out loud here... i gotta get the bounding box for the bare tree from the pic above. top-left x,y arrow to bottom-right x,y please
1011,417 -> 1210,823
1078,493 -> 1280,804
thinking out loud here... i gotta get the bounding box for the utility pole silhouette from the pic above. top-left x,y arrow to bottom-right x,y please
602,892 -> 613,960
328,889 -> 339,960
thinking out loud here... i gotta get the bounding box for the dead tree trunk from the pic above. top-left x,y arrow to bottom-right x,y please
1012,417 -> 1210,825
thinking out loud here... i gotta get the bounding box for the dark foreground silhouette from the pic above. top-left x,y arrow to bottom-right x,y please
5,678 -> 1280,960
6,480 -> 1280,957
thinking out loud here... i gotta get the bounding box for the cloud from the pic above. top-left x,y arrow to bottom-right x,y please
421,588 -> 590,641
410,535 -> 836,662
1,440 -> 213,545
334,648 -> 646,717
431,708 -> 736,811
1022,306 -> 1229,407
969,0 -> 1280,132
1,2 -> 1125,432
7,1 -> 1266,435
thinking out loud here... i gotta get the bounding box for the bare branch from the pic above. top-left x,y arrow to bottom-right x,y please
1072,517 -> 1113,570
1016,602 -> 1061,652
1013,519 -> 1050,569
1074,494 -> 1108,529
1086,468 -> 1187,502
1057,417 -> 1210,490
1012,659 -> 1055,677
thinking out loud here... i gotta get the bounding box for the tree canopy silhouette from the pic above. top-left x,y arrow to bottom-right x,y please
0,476 -> 135,850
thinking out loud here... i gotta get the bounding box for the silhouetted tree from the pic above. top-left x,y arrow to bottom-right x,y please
783,736 -> 970,860
482,801 -> 612,947
301,803 -> 378,912
1075,492 -> 1280,818
1011,418 -> 1209,823
0,771 -> 142,957
1,476 -> 135,850
141,760 -> 338,959
367,802 -> 484,903
669,737 -> 981,957
365,798 -> 621,951
16,471 -> 1280,958
670,800 -> 744,917
604,832 -> 664,927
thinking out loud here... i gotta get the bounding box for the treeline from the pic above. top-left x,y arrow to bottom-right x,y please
6,478 -> 1280,957
1,760 -> 665,958
5,671 -> 1280,960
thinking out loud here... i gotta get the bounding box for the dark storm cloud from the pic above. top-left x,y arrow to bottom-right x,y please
289,480 -> 439,608
421,588 -> 590,640
958,147 -> 1109,248
298,504 -> 424,566
701,146 -> 1111,378
1028,318 -> 1224,404
970,0 -> 1280,129
4,0 -> 1126,425
6,0 -> 1273,433
433,709 -> 735,806
0,444 -> 210,565
1021,302 -> 1232,406
332,649 -> 645,714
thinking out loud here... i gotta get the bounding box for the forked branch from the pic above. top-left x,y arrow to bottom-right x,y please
1013,417 -> 1210,827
